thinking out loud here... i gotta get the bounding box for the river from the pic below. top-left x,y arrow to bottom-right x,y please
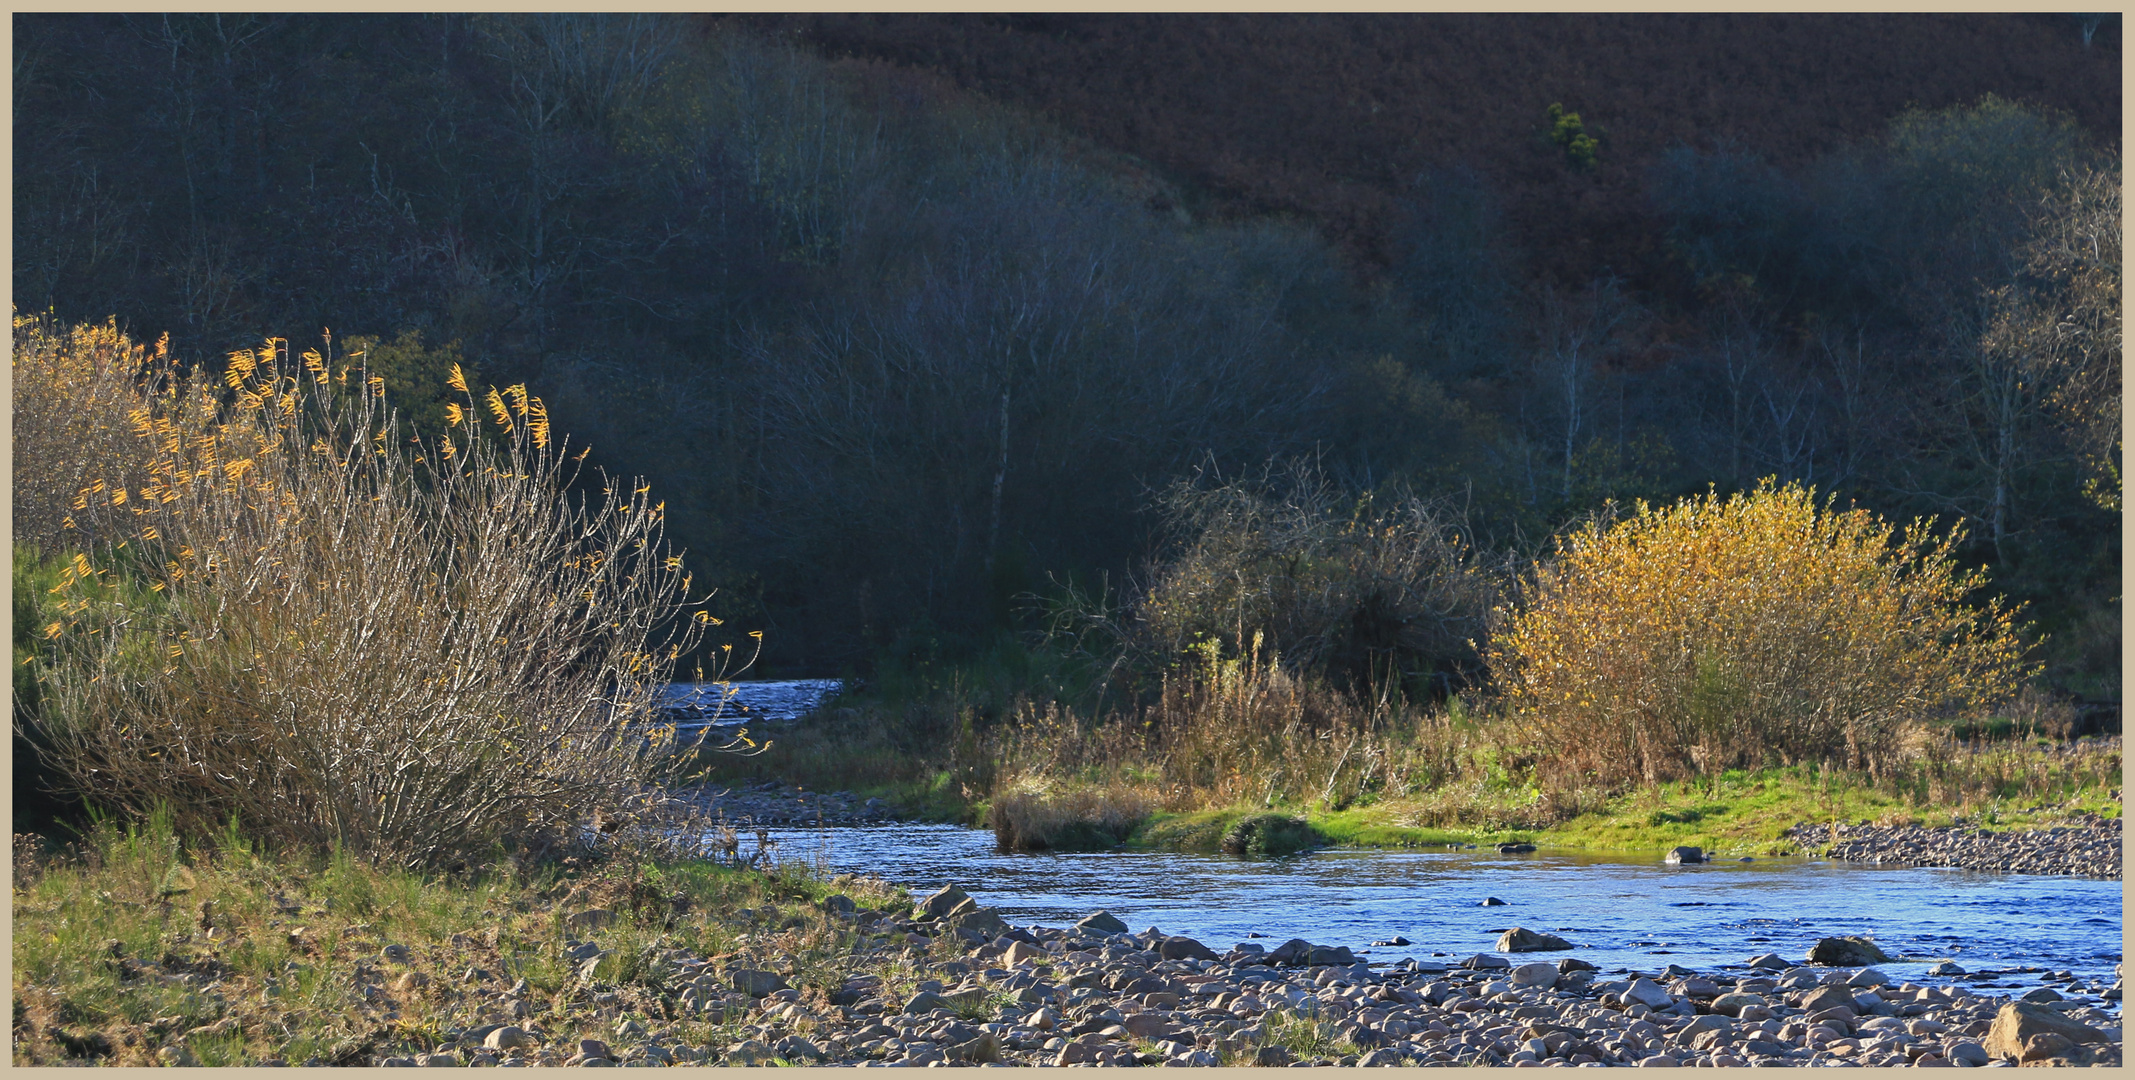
674,681 -> 2121,1006
747,821 -> 2121,1007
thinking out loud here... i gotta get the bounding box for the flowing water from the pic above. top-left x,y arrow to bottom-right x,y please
751,822 -> 2122,1006
660,679 -> 843,726
663,680 -> 2120,1005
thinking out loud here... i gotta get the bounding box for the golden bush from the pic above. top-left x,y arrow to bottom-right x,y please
11,314 -> 165,550
1488,480 -> 2034,787
22,319 -> 723,867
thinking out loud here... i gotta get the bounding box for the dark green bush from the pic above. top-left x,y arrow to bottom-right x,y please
1219,813 -> 1322,857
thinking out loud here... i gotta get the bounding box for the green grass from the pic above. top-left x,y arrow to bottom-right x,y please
1257,1006 -> 1354,1062
11,812 -> 915,1067
1119,744 -> 2122,858
1305,807 -> 1505,849
1299,754 -> 2122,858
1130,808 -> 1253,852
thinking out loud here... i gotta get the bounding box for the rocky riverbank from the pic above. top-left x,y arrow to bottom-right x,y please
1788,811 -> 2123,879
373,884 -> 2122,1068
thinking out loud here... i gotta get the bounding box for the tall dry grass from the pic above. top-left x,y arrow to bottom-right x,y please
987,770 -> 1156,851
978,636 -> 1496,843
22,318 -> 726,868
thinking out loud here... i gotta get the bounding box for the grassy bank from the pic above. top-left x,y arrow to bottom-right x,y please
10,812 -> 916,1067
1123,746 -> 2122,859
708,665 -> 2121,860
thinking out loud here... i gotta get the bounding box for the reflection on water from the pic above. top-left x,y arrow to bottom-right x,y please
756,822 -> 2121,1006
661,679 -> 843,724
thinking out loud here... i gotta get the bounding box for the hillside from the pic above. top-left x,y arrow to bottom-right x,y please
14,14 -> 2120,684
747,13 -> 2121,292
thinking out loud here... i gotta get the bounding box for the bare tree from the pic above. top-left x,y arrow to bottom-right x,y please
1530,275 -> 1634,501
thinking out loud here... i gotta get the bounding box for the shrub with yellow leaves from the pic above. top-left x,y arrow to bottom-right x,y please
21,317 -> 729,869
11,314 -> 168,550
1487,480 -> 2035,789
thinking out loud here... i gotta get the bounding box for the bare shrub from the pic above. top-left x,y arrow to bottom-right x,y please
29,324 -> 727,868
1134,457 -> 1501,695
1489,479 -> 2037,790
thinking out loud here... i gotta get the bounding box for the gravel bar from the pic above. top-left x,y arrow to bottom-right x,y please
1788,812 -> 2122,880
392,887 -> 2124,1068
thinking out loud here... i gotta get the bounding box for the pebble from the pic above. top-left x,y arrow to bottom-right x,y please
404,894 -> 2121,1069
1787,811 -> 2121,879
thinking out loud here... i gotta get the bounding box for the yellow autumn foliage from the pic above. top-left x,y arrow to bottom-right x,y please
16,316 -> 731,868
1488,480 -> 2035,787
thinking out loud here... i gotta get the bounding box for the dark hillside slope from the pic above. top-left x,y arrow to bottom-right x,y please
744,13 -> 2120,289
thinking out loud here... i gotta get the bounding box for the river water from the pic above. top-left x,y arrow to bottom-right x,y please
751,821 -> 2122,1006
669,681 -> 2120,1005
660,679 -> 844,725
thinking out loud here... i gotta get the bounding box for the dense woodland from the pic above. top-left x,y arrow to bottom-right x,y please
13,13 -> 2122,694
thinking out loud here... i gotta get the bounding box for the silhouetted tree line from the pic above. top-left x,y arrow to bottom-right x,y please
14,15 -> 2118,690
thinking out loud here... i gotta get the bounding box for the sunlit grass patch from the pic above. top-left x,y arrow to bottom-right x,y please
10,811 -> 914,1068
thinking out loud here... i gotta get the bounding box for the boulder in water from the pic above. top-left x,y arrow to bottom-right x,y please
1305,944 -> 1358,966
1664,846 -> 1704,865
1496,926 -> 1575,952
1805,935 -> 1890,966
